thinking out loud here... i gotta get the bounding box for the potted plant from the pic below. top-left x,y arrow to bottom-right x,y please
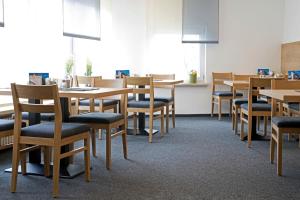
85,59 -> 92,77
189,70 -> 197,84
64,57 -> 74,88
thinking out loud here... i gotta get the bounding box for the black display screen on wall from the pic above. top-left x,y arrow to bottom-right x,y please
63,0 -> 101,40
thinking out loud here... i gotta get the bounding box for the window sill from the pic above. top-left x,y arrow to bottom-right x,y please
176,81 -> 209,87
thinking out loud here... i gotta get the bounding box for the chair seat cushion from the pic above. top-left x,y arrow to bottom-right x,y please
144,97 -> 174,103
0,119 -> 26,132
21,113 -> 55,121
233,98 -> 267,106
69,112 -> 124,124
241,103 -> 271,111
213,91 -> 243,97
288,102 -> 300,111
21,122 -> 90,138
128,101 -> 165,108
128,95 -> 135,101
272,117 -> 300,128
79,99 -> 119,107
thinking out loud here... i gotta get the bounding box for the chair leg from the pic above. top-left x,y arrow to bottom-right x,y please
218,98 -> 222,120
229,99 -> 232,117
160,108 -> 164,137
98,129 -> 103,140
20,144 -> 27,175
172,103 -> 175,128
166,104 -> 169,133
10,142 -> 20,193
121,125 -> 128,159
52,146 -> 61,198
247,116 -> 252,148
149,113 -> 153,143
234,108 -> 239,135
264,116 -> 268,136
232,108 -> 235,131
106,128 -> 112,170
43,146 -> 51,177
84,135 -> 91,182
211,97 -> 214,117
91,129 -> 97,157
270,128 -> 276,164
240,113 -> 244,140
277,131 -> 283,176
133,112 -> 137,135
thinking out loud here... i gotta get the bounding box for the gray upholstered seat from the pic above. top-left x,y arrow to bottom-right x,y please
213,91 -> 243,97
21,112 -> 55,121
144,97 -> 174,103
288,102 -> 300,111
79,99 -> 119,107
272,117 -> 300,128
233,98 -> 267,106
0,119 -> 26,132
241,103 -> 271,111
69,112 -> 124,124
128,95 -> 135,101
127,100 -> 165,108
0,119 -> 15,132
21,122 -> 90,138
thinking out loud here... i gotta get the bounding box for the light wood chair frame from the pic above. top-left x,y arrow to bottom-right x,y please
87,78 -> 128,170
240,78 -> 271,147
211,72 -> 233,120
148,74 -> 176,133
232,75 -> 257,134
270,80 -> 300,176
125,77 -> 164,143
10,83 -> 91,197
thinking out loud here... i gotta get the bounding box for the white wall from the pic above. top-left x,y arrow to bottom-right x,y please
283,0 -> 300,43
0,0 -> 285,114
145,0 -> 284,114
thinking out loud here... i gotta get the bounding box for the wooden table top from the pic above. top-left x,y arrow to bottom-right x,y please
0,87 -> 132,99
153,80 -> 184,86
223,80 -> 249,87
259,89 -> 300,102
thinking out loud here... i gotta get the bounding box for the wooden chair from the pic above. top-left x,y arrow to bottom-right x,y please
10,83 -> 91,197
211,72 -> 243,120
270,80 -> 300,176
125,77 -> 165,143
147,74 -> 176,133
69,78 -> 128,170
240,78 -> 272,147
74,75 -> 119,114
231,74 -> 261,134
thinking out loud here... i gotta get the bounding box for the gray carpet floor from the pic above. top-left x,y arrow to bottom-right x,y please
1,116 -> 300,200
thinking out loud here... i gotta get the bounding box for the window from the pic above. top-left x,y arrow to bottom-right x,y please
0,0 -> 4,27
63,0 -> 101,40
182,0 -> 219,43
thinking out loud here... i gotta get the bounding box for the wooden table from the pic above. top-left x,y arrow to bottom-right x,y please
132,80 -> 183,135
260,89 -> 300,116
0,87 -> 131,178
223,80 -> 249,88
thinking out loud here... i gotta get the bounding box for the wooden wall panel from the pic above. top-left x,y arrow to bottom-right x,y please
281,41 -> 300,73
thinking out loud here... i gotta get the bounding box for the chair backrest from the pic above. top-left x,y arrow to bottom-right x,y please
74,75 -> 102,87
93,78 -> 125,88
233,74 -> 257,81
271,80 -> 300,89
125,77 -> 154,105
248,78 -> 271,110
148,74 -> 175,80
212,72 -> 232,93
11,83 -> 62,141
